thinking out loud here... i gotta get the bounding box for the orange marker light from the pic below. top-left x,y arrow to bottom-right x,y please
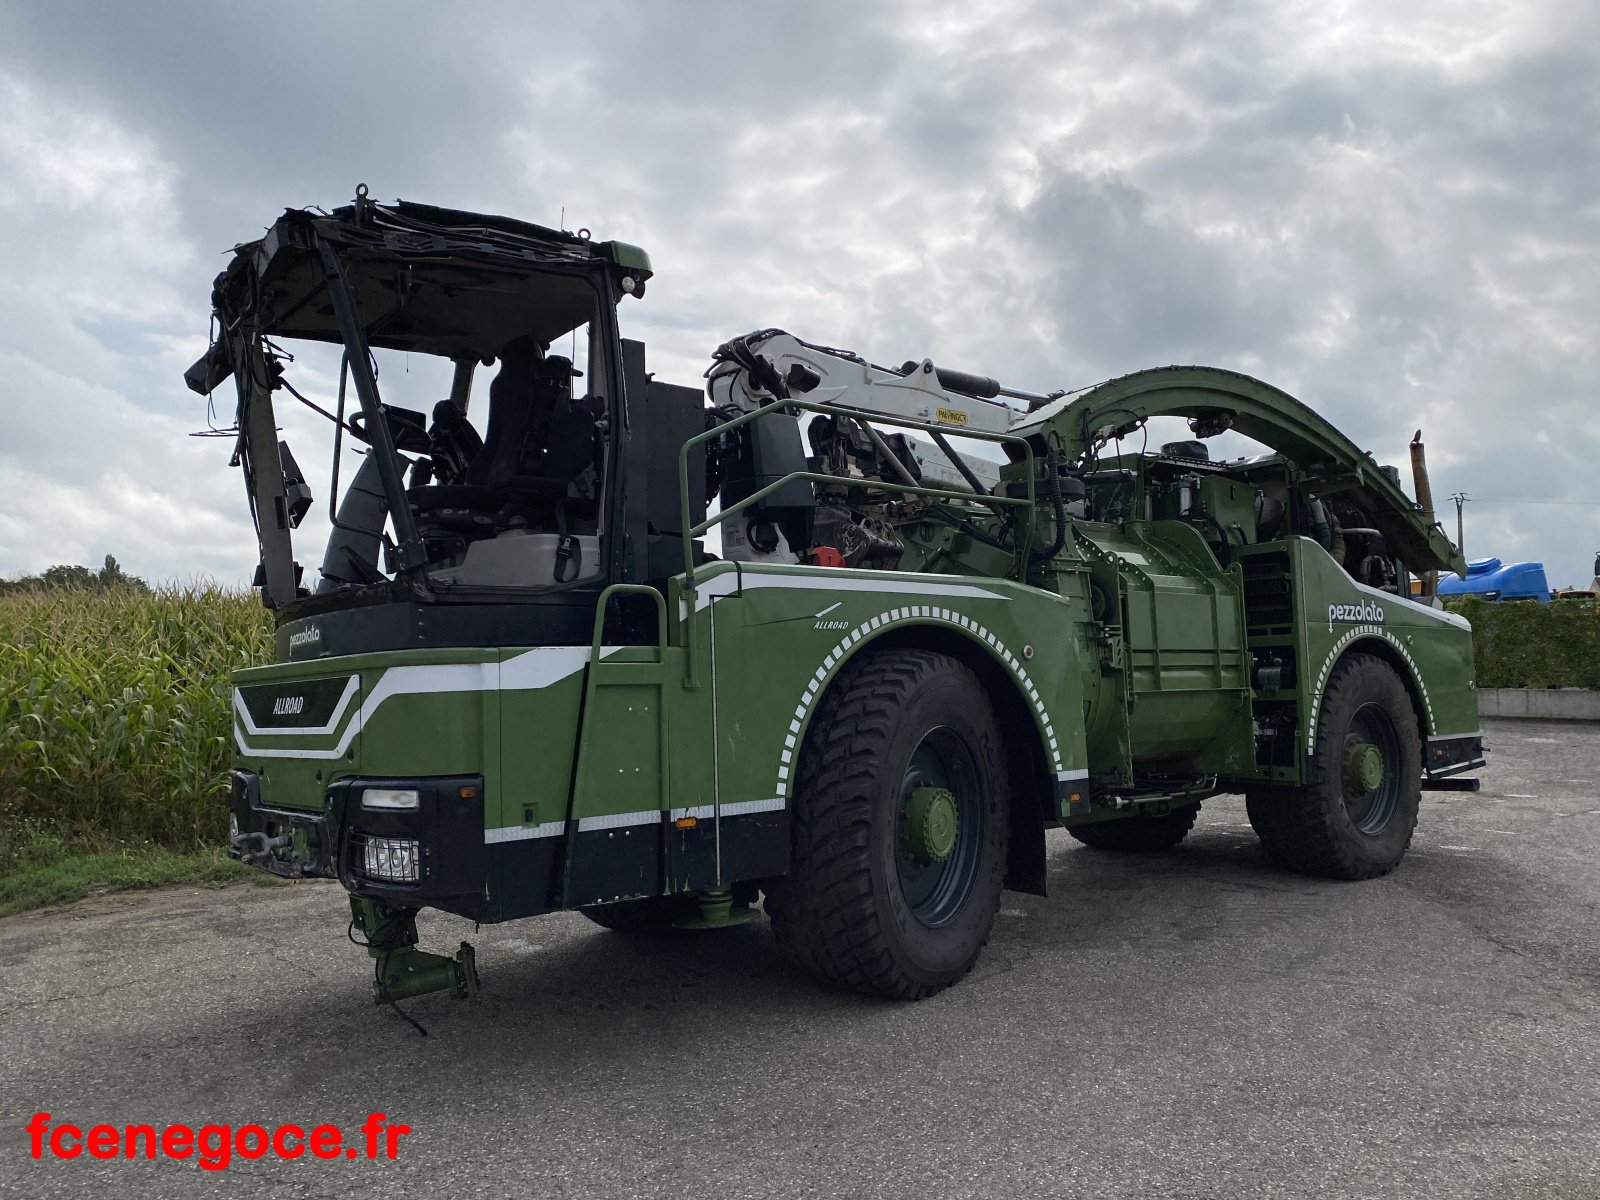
674,816 -> 698,830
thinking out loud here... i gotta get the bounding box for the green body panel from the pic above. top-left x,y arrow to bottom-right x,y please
235,649 -> 496,813
232,536 -> 1475,884
683,562 -> 1091,817
569,649 -> 674,822
1074,519 -> 1252,774
231,564 -> 1096,845
598,239 -> 652,278
1016,366 -> 1465,576
497,667 -> 581,833
226,363 -> 1479,922
237,649 -> 537,833
1286,539 -> 1478,738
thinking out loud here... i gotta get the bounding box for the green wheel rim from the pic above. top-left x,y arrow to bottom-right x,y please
895,727 -> 984,927
1342,703 -> 1401,835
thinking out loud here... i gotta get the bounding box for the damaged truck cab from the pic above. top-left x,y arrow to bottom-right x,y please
191,192 -> 1482,1008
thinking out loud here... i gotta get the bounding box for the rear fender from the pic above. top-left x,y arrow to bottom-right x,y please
794,618 -> 1079,898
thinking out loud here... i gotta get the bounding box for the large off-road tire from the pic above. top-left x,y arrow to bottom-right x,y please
764,648 -> 1010,1000
1249,652 -> 1422,879
1067,803 -> 1201,851
1244,788 -> 1289,858
580,894 -> 698,934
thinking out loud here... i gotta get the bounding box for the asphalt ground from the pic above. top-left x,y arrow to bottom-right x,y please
2,716 -> 1597,1199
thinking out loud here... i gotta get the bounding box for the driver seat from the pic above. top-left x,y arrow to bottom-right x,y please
465,336 -> 597,496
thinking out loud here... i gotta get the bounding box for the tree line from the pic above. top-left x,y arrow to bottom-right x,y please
0,555 -> 150,596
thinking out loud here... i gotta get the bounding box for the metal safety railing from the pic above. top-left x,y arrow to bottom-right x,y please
589,583 -> 669,661
675,400 -> 1040,681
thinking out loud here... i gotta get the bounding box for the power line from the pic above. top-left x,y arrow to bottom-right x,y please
1469,497 -> 1589,506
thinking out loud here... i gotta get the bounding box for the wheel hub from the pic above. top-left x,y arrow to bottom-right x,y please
904,786 -> 959,863
1346,741 -> 1385,793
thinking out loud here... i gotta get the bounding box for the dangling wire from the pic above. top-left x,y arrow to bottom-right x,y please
347,916 -> 430,1037
330,353 -> 349,511
277,375 -> 358,433
387,999 -> 428,1037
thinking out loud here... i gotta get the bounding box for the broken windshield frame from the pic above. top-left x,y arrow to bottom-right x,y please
192,197 -> 632,612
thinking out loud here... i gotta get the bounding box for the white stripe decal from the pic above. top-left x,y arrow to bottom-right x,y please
670,805 -> 716,821
484,822 -> 564,843
694,570 -> 1008,611
719,797 -> 787,817
233,675 -> 360,738
500,646 -> 615,689
576,809 -> 660,832
236,646 -> 622,760
488,799 -> 786,842
776,610 -> 1076,797
1054,769 -> 1090,782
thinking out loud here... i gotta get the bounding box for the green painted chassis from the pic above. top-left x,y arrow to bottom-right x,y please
230,550 -> 1477,917
229,385 -> 1478,918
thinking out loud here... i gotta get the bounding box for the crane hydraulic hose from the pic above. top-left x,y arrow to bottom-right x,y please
707,330 -> 790,401
933,451 -> 1069,571
1030,453 -> 1069,567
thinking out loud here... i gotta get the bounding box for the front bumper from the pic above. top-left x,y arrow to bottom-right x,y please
1424,731 -> 1487,780
227,770 -> 490,919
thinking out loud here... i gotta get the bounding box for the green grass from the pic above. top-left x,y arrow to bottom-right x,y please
0,585 -> 273,915
0,826 -> 267,918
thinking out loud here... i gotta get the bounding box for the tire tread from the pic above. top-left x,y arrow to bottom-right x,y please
1067,803 -> 1201,852
1249,652 -> 1421,880
765,649 -> 1002,999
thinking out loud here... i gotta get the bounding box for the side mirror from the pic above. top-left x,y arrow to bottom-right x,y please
184,342 -> 235,395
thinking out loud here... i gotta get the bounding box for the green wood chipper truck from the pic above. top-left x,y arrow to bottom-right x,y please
186,191 -> 1484,1007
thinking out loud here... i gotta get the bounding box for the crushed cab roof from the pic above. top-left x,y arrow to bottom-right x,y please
207,196 -> 652,360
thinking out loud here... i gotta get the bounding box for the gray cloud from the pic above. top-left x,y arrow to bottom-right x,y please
0,0 -> 1595,586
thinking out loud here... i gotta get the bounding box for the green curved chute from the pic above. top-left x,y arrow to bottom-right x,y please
1013,365 -> 1464,575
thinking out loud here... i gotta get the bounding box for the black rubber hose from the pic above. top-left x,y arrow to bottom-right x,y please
1199,512 -> 1234,566
933,507 -> 1013,553
929,430 -> 992,497
933,452 -> 1069,567
710,330 -> 789,400
1029,456 -> 1069,567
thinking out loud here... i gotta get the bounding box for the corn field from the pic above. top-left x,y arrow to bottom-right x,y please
0,587 -> 273,852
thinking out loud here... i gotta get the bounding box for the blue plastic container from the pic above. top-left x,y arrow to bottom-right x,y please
1437,557 -> 1550,603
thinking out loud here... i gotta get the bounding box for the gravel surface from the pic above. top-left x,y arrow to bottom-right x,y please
2,717 -> 1596,1198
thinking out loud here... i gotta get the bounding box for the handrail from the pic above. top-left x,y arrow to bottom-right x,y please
589,583 -> 668,662
561,582 -> 672,905
678,399 -> 1038,587
675,400 -> 1039,689
694,472 -> 1034,537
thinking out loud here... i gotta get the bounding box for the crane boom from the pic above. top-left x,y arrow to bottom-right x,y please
706,329 -> 1021,434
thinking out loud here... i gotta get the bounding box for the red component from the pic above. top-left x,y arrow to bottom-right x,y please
807,546 -> 846,568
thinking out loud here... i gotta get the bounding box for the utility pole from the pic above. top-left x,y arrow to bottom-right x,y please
1447,492 -> 1470,562
1410,431 -> 1438,596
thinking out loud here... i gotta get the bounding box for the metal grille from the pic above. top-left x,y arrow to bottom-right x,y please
351,834 -> 422,884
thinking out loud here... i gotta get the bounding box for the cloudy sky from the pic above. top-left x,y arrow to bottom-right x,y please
1,0 -> 1596,588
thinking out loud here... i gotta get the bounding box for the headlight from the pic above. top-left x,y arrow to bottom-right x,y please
361,836 -> 421,883
362,787 -> 420,811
